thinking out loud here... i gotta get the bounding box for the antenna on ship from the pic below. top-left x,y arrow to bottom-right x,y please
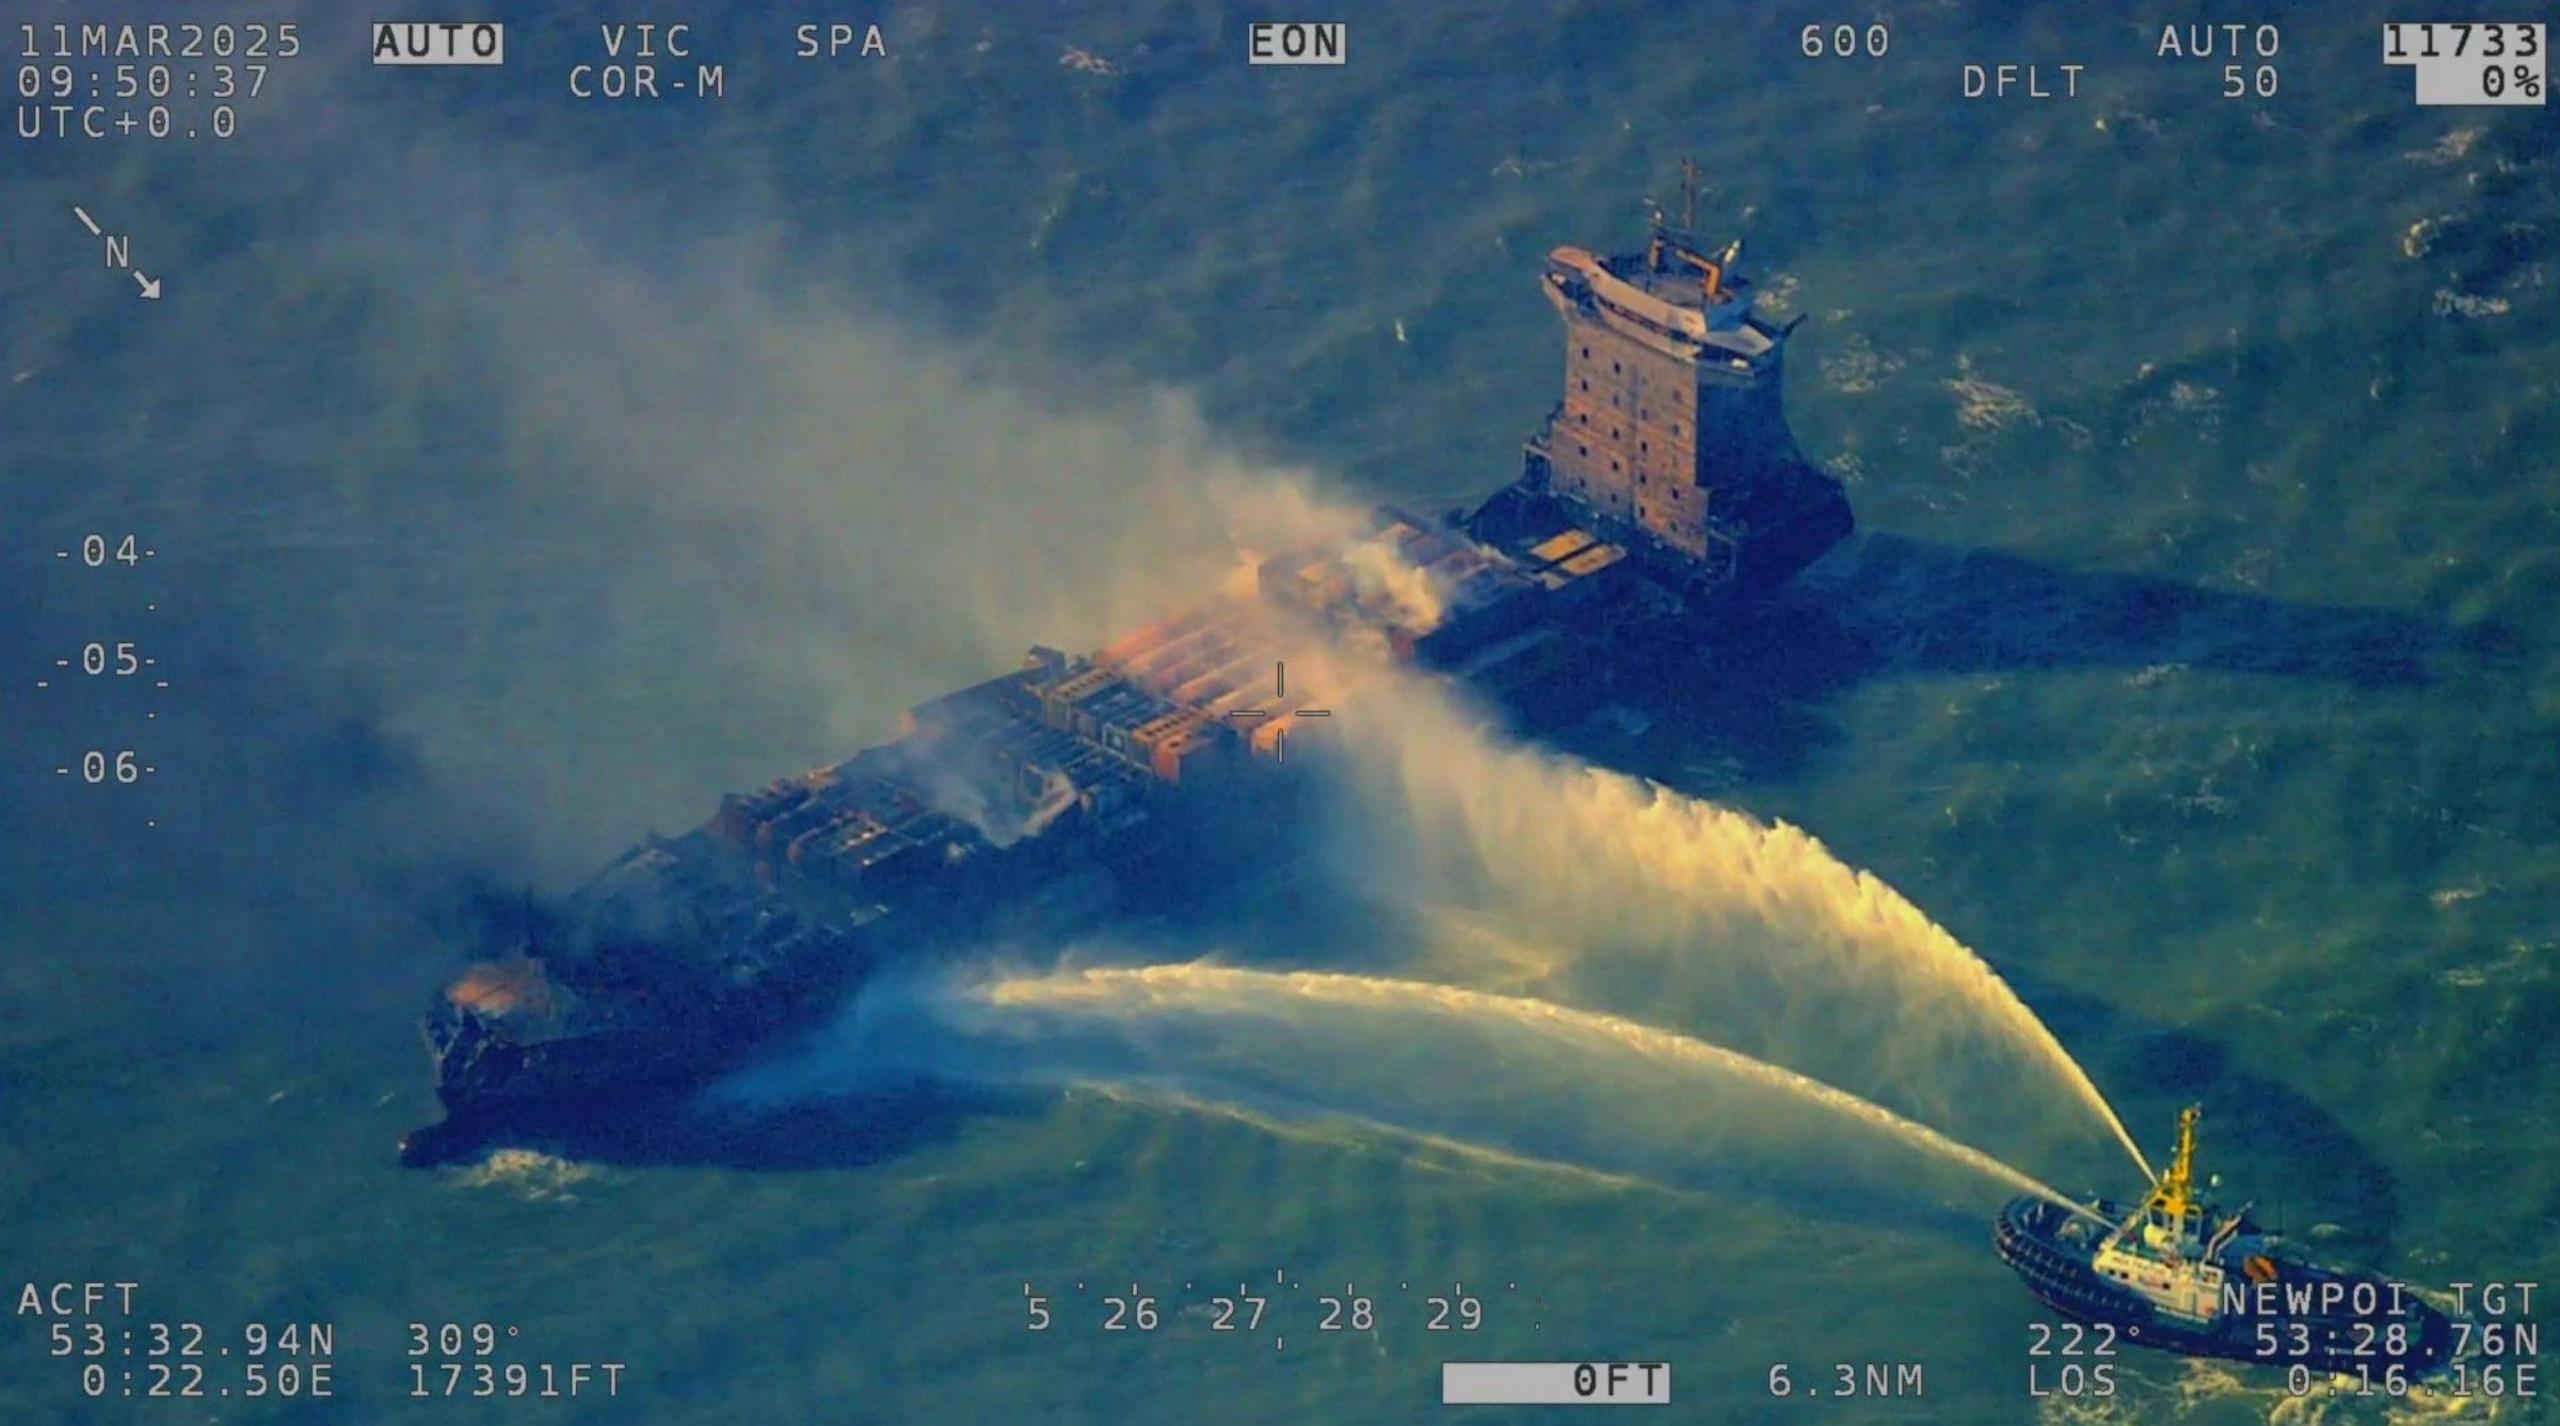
1643,156 -> 1735,305
2154,1105 -> 2200,1217
2127,1104 -> 2206,1248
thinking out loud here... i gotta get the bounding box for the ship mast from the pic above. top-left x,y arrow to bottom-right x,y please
2149,1104 -> 2201,1220
2126,1104 -> 2206,1252
1639,156 -> 1734,304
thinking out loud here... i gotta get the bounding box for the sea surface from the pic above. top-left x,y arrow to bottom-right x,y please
2,3 -> 2554,1423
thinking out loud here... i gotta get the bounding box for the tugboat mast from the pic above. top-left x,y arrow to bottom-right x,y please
2127,1105 -> 2205,1254
2147,1105 -> 2201,1219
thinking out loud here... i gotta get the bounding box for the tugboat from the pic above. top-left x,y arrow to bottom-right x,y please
1996,1107 -> 2457,1378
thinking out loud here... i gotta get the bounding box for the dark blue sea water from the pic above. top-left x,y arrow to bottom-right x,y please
3,4 -> 2553,1422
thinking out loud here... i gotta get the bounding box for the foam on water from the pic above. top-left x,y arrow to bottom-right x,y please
2142,1355 -> 2514,1426
452,1148 -> 598,1201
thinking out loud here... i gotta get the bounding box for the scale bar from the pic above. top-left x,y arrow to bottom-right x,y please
1443,1362 -> 1670,1406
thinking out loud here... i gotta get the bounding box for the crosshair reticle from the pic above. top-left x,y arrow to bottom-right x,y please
1225,660 -> 1330,762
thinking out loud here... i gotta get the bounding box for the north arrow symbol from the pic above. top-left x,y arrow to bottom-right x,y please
131,271 -> 162,300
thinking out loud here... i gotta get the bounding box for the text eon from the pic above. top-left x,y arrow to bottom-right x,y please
1248,22 -> 1346,66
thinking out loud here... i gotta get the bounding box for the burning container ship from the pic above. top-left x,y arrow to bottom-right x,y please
398,214 -> 1854,1166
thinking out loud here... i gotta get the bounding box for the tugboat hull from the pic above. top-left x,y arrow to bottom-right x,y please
1996,1196 -> 2455,1378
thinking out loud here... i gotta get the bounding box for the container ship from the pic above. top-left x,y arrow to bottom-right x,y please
1995,1107 -> 2458,1378
398,208 -> 1855,1166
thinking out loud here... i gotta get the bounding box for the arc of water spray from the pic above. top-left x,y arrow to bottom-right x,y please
1073,1078 -> 1659,1196
1589,777 -> 2161,1183
1787,841 -> 2159,1186
1359,691 -> 2160,1186
974,963 -> 2106,1220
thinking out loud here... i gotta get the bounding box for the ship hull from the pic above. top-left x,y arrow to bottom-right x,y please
403,776 -> 1274,1164
403,958 -> 859,1166
1995,1196 -> 2455,1378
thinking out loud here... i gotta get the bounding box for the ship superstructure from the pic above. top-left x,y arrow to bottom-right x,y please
1483,182 -> 1849,597
400,208 -> 1853,1165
